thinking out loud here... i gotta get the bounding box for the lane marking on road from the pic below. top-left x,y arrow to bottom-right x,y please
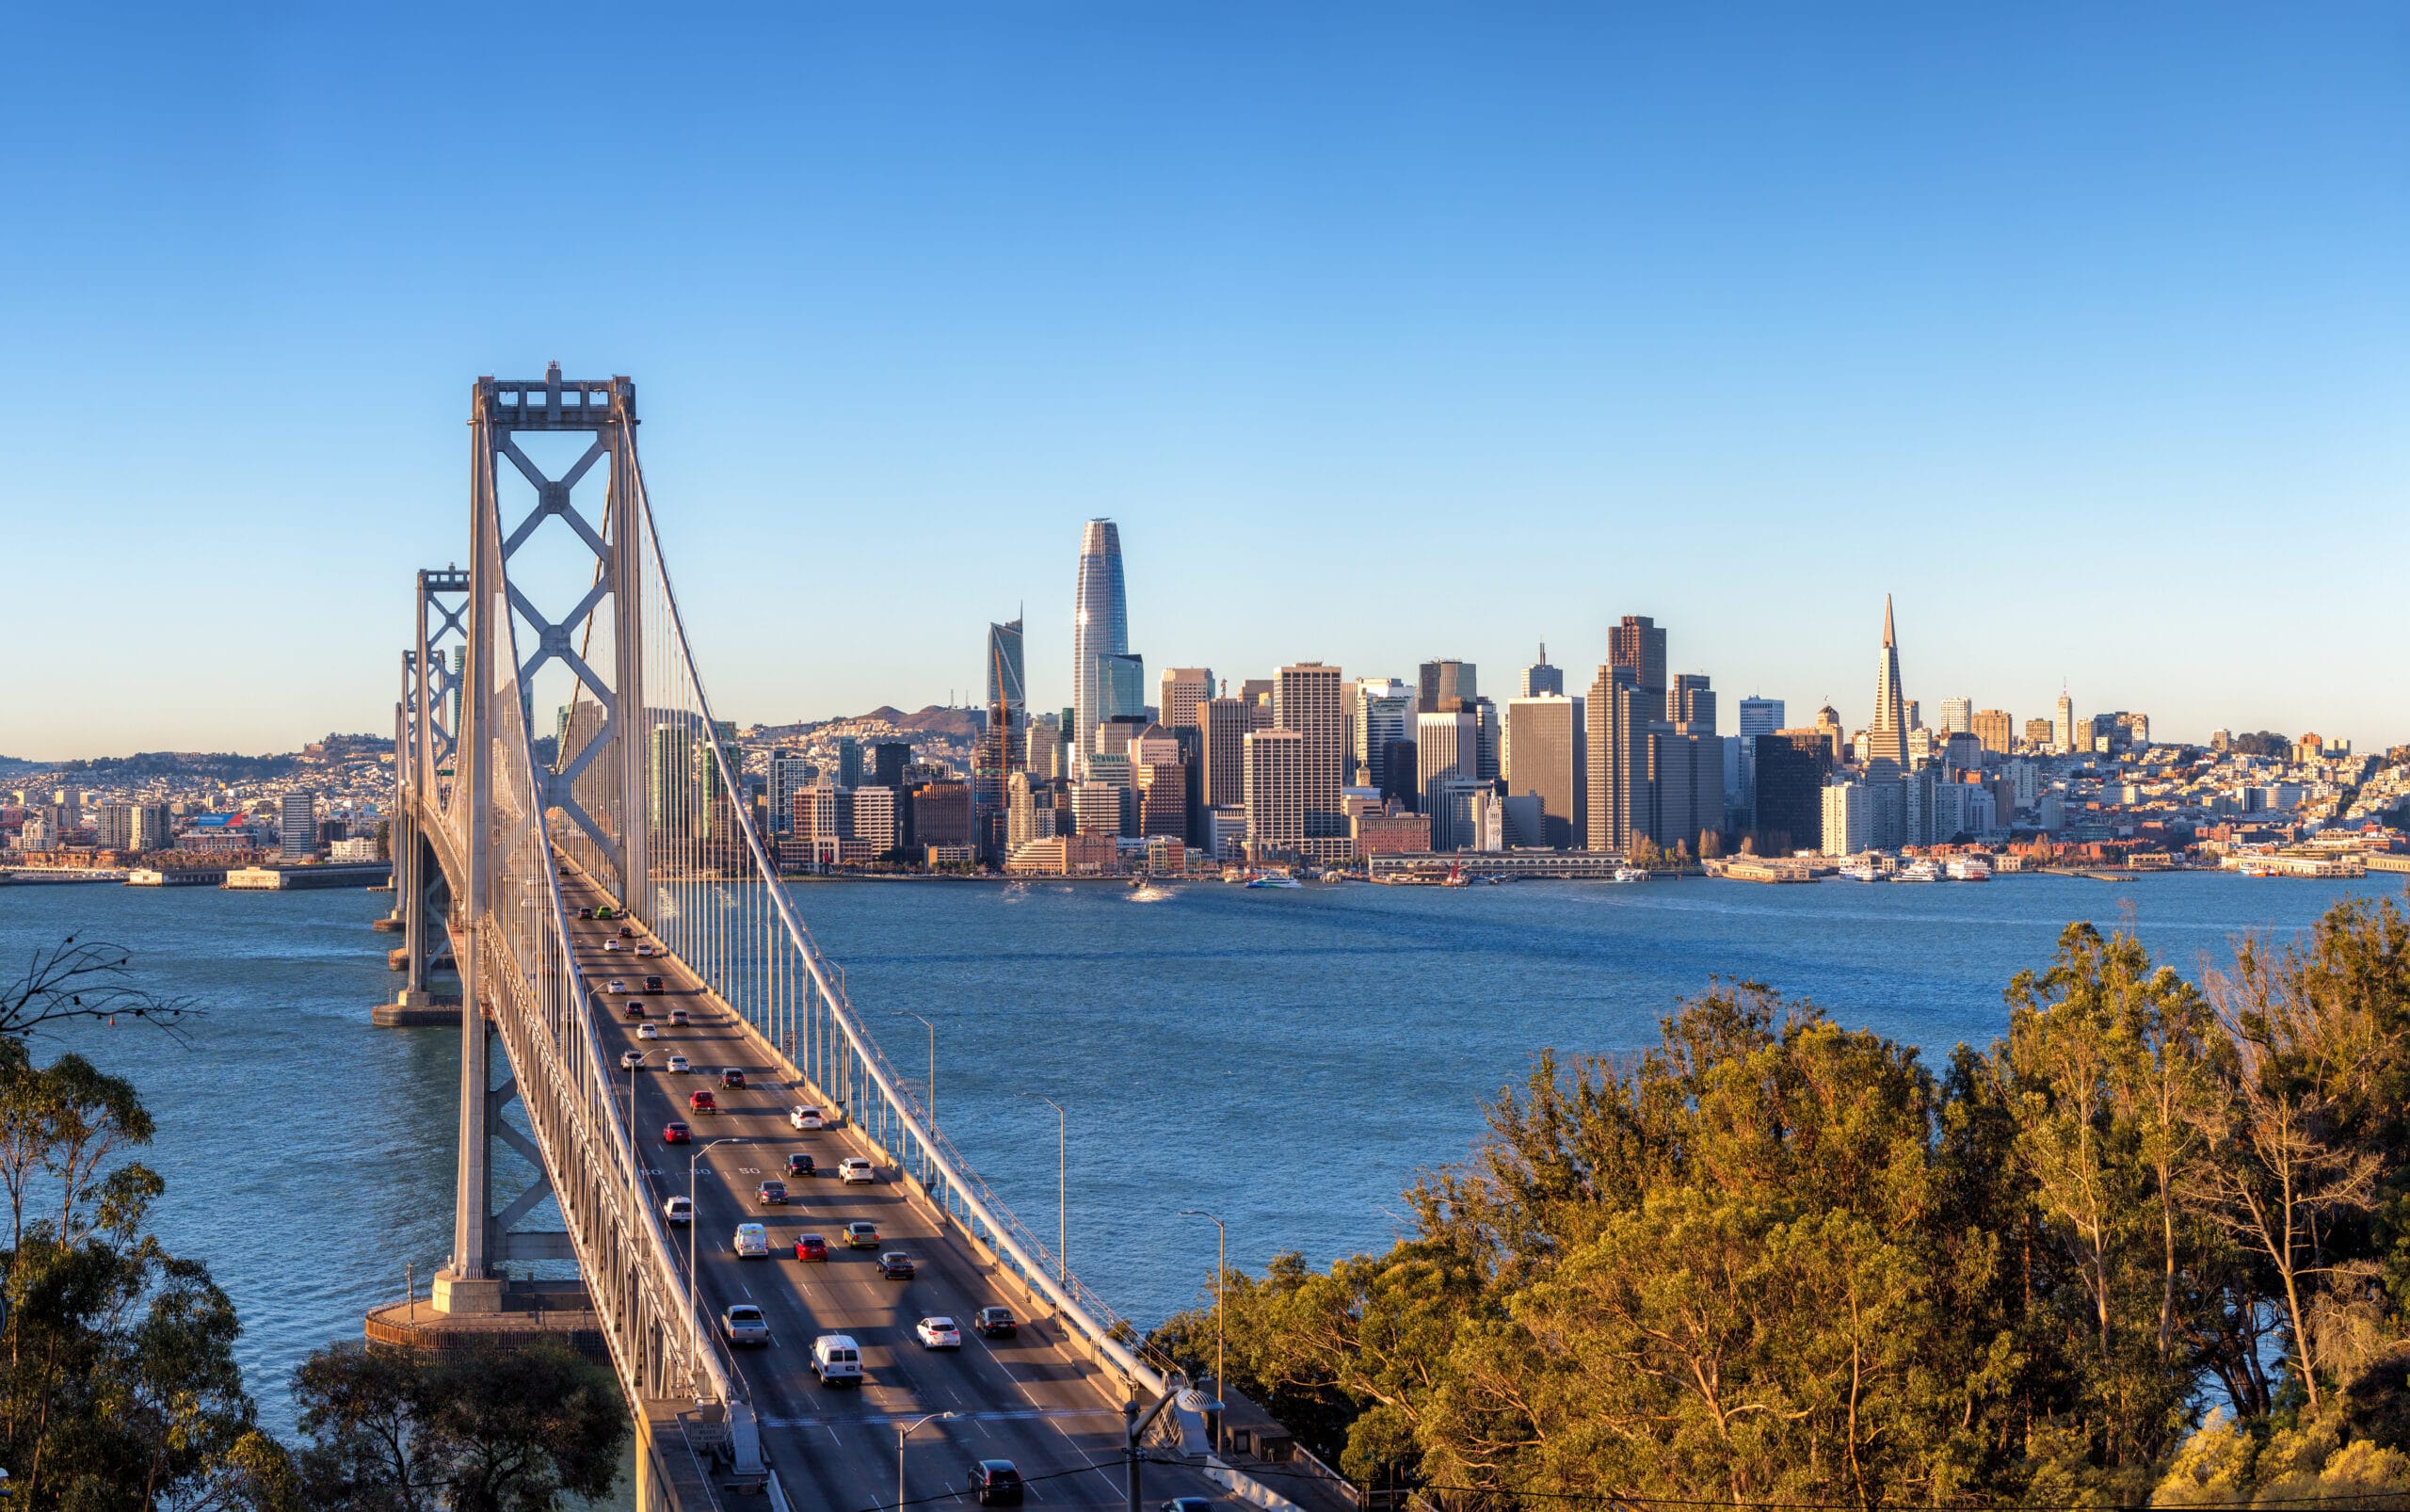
762,1407 -> 1126,1429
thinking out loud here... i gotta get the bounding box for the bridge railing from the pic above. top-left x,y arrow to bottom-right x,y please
464,408 -> 752,1443
547,426 -> 1175,1395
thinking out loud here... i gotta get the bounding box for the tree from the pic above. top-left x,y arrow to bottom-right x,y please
0,937 -> 195,1037
293,1337 -> 627,1512
2189,928 -> 2389,1417
0,1038 -> 291,1511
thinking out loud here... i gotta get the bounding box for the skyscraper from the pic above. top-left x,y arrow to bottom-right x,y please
1938,697 -> 1973,735
1242,728 -> 1307,861
1609,617 -> 1667,706
1274,662 -> 1347,826
1199,697 -> 1249,809
281,791 -> 316,860
1504,695 -> 1582,848
833,735 -> 863,791
1669,673 -> 1716,733
1520,645 -> 1564,698
1584,666 -> 1649,854
1353,678 -> 1413,791
1159,668 -> 1214,731
1863,596 -> 1909,769
1735,696 -> 1785,815
1417,660 -> 1476,714
1416,709 -> 1478,812
987,619 -> 1026,720
1092,651 -> 1147,737
2056,687 -> 2078,754
1071,519 -> 1128,779
1971,709 -> 2015,756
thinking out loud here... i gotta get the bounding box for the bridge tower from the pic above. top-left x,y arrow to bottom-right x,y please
419,366 -> 651,1313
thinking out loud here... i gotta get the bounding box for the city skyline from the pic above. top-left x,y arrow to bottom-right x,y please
7,8 -> 2407,757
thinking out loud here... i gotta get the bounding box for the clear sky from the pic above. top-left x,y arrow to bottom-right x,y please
4,5 -> 2404,760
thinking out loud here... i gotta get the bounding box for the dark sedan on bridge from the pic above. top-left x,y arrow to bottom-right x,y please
879,1251 -> 915,1279
964,1461 -> 1023,1507
755,1180 -> 787,1206
719,1069 -> 747,1089
973,1307 -> 1017,1339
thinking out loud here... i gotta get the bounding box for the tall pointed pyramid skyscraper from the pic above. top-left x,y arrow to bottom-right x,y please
1864,594 -> 1909,768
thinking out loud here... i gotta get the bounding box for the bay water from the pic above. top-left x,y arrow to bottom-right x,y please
0,870 -> 2392,1437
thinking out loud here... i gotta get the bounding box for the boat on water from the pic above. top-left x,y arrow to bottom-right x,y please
1439,862 -> 1470,888
1246,874 -> 1302,889
1221,867 -> 1249,884
1945,857 -> 1992,882
1897,859 -> 1942,882
1841,860 -> 1888,882
1609,866 -> 1647,883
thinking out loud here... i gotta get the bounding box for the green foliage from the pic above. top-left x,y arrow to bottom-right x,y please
1157,895 -> 2410,1507
0,1037 -> 293,1511
292,1337 -> 626,1512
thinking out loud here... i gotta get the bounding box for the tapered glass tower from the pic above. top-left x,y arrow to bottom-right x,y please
1072,519 -> 1128,778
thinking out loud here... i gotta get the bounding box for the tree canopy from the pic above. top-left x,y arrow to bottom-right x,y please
1154,894 -> 2410,1508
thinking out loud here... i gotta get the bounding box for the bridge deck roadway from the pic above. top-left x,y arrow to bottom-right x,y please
560,879 -> 1229,1512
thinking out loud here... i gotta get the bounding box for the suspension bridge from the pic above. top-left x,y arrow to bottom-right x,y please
384,368 -> 1245,1512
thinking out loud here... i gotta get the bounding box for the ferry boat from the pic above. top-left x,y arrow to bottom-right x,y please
1945,857 -> 1992,882
1841,859 -> 1887,882
1609,866 -> 1647,883
1897,860 -> 1942,883
1246,873 -> 1302,890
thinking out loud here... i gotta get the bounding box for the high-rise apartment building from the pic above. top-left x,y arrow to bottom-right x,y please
96,803 -> 137,850
1417,660 -> 1476,714
1822,781 -> 1873,857
1353,679 -> 1414,792
1273,662 -> 1347,825
1199,697 -> 1249,809
1504,695 -> 1582,848
1159,668 -> 1214,732
1242,728 -> 1307,859
1863,596 -> 1910,769
1584,666 -> 1650,855
280,791 -> 316,860
1939,697 -> 1973,735
1971,709 -> 2015,757
1071,520 -> 1129,779
1520,645 -> 1564,698
1609,617 -> 1667,705
133,802 -> 171,853
852,786 -> 900,855
2024,717 -> 2055,748
767,752 -> 815,833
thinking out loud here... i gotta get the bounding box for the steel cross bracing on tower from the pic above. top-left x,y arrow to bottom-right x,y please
393,368 -> 1194,1510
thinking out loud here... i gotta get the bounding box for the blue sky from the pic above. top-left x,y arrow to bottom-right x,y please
4,5 -> 2404,758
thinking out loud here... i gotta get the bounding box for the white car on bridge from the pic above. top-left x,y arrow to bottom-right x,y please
619,1050 -> 645,1070
915,1316 -> 961,1349
667,1054 -> 690,1073
637,1023 -> 659,1039
604,979 -> 627,994
790,1106 -> 827,1131
662,1196 -> 691,1225
838,1157 -> 875,1184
